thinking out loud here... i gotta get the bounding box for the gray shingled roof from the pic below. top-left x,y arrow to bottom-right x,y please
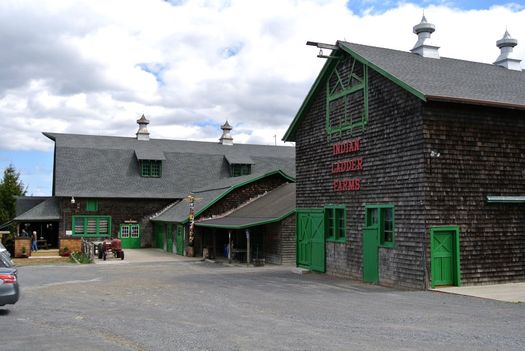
340,42 -> 525,107
224,154 -> 254,165
44,133 -> 295,199
151,170 -> 294,223
14,198 -> 60,221
15,196 -> 49,217
195,183 -> 295,229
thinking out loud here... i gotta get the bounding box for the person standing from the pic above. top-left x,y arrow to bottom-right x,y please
31,231 -> 38,252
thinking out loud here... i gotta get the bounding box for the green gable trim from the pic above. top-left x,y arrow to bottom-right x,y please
181,170 -> 295,225
338,43 -> 427,102
283,42 -> 427,142
195,210 -> 296,230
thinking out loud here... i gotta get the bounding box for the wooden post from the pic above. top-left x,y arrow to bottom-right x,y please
228,230 -> 232,264
213,228 -> 216,259
246,229 -> 250,265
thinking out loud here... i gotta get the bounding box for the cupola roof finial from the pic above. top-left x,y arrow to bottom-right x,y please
410,14 -> 440,59
219,120 -> 233,145
136,114 -> 150,141
494,29 -> 522,71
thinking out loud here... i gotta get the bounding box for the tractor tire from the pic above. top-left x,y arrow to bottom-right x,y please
120,251 -> 124,260
103,252 -> 107,261
98,250 -> 103,259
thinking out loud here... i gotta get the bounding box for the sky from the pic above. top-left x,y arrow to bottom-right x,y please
0,0 -> 524,196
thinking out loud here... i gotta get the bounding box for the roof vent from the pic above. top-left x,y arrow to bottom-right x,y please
410,15 -> 440,59
219,121 -> 233,145
136,114 -> 150,141
494,30 -> 522,71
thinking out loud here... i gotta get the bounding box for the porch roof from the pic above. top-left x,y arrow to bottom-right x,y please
14,197 -> 60,221
195,183 -> 296,229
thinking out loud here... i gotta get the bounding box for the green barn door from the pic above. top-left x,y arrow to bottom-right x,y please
120,224 -> 141,249
430,226 -> 461,288
362,227 -> 379,284
176,225 -> 184,256
166,224 -> 173,253
154,223 -> 164,249
296,209 -> 325,273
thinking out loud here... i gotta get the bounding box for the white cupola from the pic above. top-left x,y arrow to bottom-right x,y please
219,120 -> 233,145
136,114 -> 150,141
494,30 -> 522,71
410,15 -> 440,59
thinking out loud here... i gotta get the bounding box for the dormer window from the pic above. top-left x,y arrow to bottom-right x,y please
231,164 -> 251,177
135,148 -> 165,178
141,160 -> 162,177
225,154 -> 254,177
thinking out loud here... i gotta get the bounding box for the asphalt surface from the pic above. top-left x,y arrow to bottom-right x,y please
1,255 -> 524,351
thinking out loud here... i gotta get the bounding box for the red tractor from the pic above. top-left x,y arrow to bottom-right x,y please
98,238 -> 124,260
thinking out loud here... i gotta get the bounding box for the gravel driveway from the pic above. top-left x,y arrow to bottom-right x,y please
1,256 -> 524,351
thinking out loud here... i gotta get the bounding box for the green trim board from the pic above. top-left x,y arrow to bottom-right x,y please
430,225 -> 461,288
283,42 -> 427,142
194,210 -> 296,230
72,215 -> 111,237
180,170 -> 295,225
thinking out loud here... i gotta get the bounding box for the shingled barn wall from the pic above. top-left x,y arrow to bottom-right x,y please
59,198 -> 173,247
422,102 -> 525,285
295,54 -> 428,289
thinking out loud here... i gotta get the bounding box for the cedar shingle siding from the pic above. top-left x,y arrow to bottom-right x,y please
292,47 -> 525,288
423,102 -> 525,284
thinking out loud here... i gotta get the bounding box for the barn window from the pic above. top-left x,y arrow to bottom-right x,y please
326,55 -> 368,138
72,215 -> 111,237
231,164 -> 251,177
141,160 -> 162,177
365,205 -> 395,247
325,205 -> 346,242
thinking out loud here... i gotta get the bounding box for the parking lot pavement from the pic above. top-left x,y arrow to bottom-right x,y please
434,282 -> 525,303
2,260 -> 525,351
95,248 -> 199,264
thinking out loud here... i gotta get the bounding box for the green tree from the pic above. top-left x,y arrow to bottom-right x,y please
0,165 -> 27,229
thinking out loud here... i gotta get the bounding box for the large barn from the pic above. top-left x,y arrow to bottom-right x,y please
15,118 -> 296,263
284,16 -> 525,289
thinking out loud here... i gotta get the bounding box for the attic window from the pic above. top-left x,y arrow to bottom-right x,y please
231,164 -> 251,177
326,55 -> 368,138
141,160 -> 162,178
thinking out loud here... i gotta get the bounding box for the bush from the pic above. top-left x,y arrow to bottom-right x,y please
70,252 -> 93,264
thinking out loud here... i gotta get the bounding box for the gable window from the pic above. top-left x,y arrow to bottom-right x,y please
86,199 -> 98,212
325,205 -> 346,242
365,205 -> 395,247
141,160 -> 162,177
231,164 -> 251,177
326,55 -> 368,138
72,215 -> 111,237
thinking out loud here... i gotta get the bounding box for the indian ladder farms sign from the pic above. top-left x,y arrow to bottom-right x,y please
331,137 -> 362,192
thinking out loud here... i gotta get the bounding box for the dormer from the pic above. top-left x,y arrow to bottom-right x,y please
135,148 -> 165,178
225,154 -> 254,177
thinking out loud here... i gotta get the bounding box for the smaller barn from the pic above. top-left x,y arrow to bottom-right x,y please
151,170 -> 296,265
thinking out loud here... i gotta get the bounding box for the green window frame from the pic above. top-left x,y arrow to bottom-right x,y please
72,215 -> 112,237
325,205 -> 346,242
86,199 -> 98,212
231,164 -> 251,177
365,204 -> 395,248
141,160 -> 162,178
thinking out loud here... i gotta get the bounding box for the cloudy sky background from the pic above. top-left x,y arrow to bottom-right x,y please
0,0 -> 524,195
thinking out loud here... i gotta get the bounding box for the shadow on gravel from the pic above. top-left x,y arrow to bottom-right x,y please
0,309 -> 12,316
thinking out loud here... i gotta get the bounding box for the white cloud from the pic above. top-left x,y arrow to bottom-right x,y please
0,0 -> 524,154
